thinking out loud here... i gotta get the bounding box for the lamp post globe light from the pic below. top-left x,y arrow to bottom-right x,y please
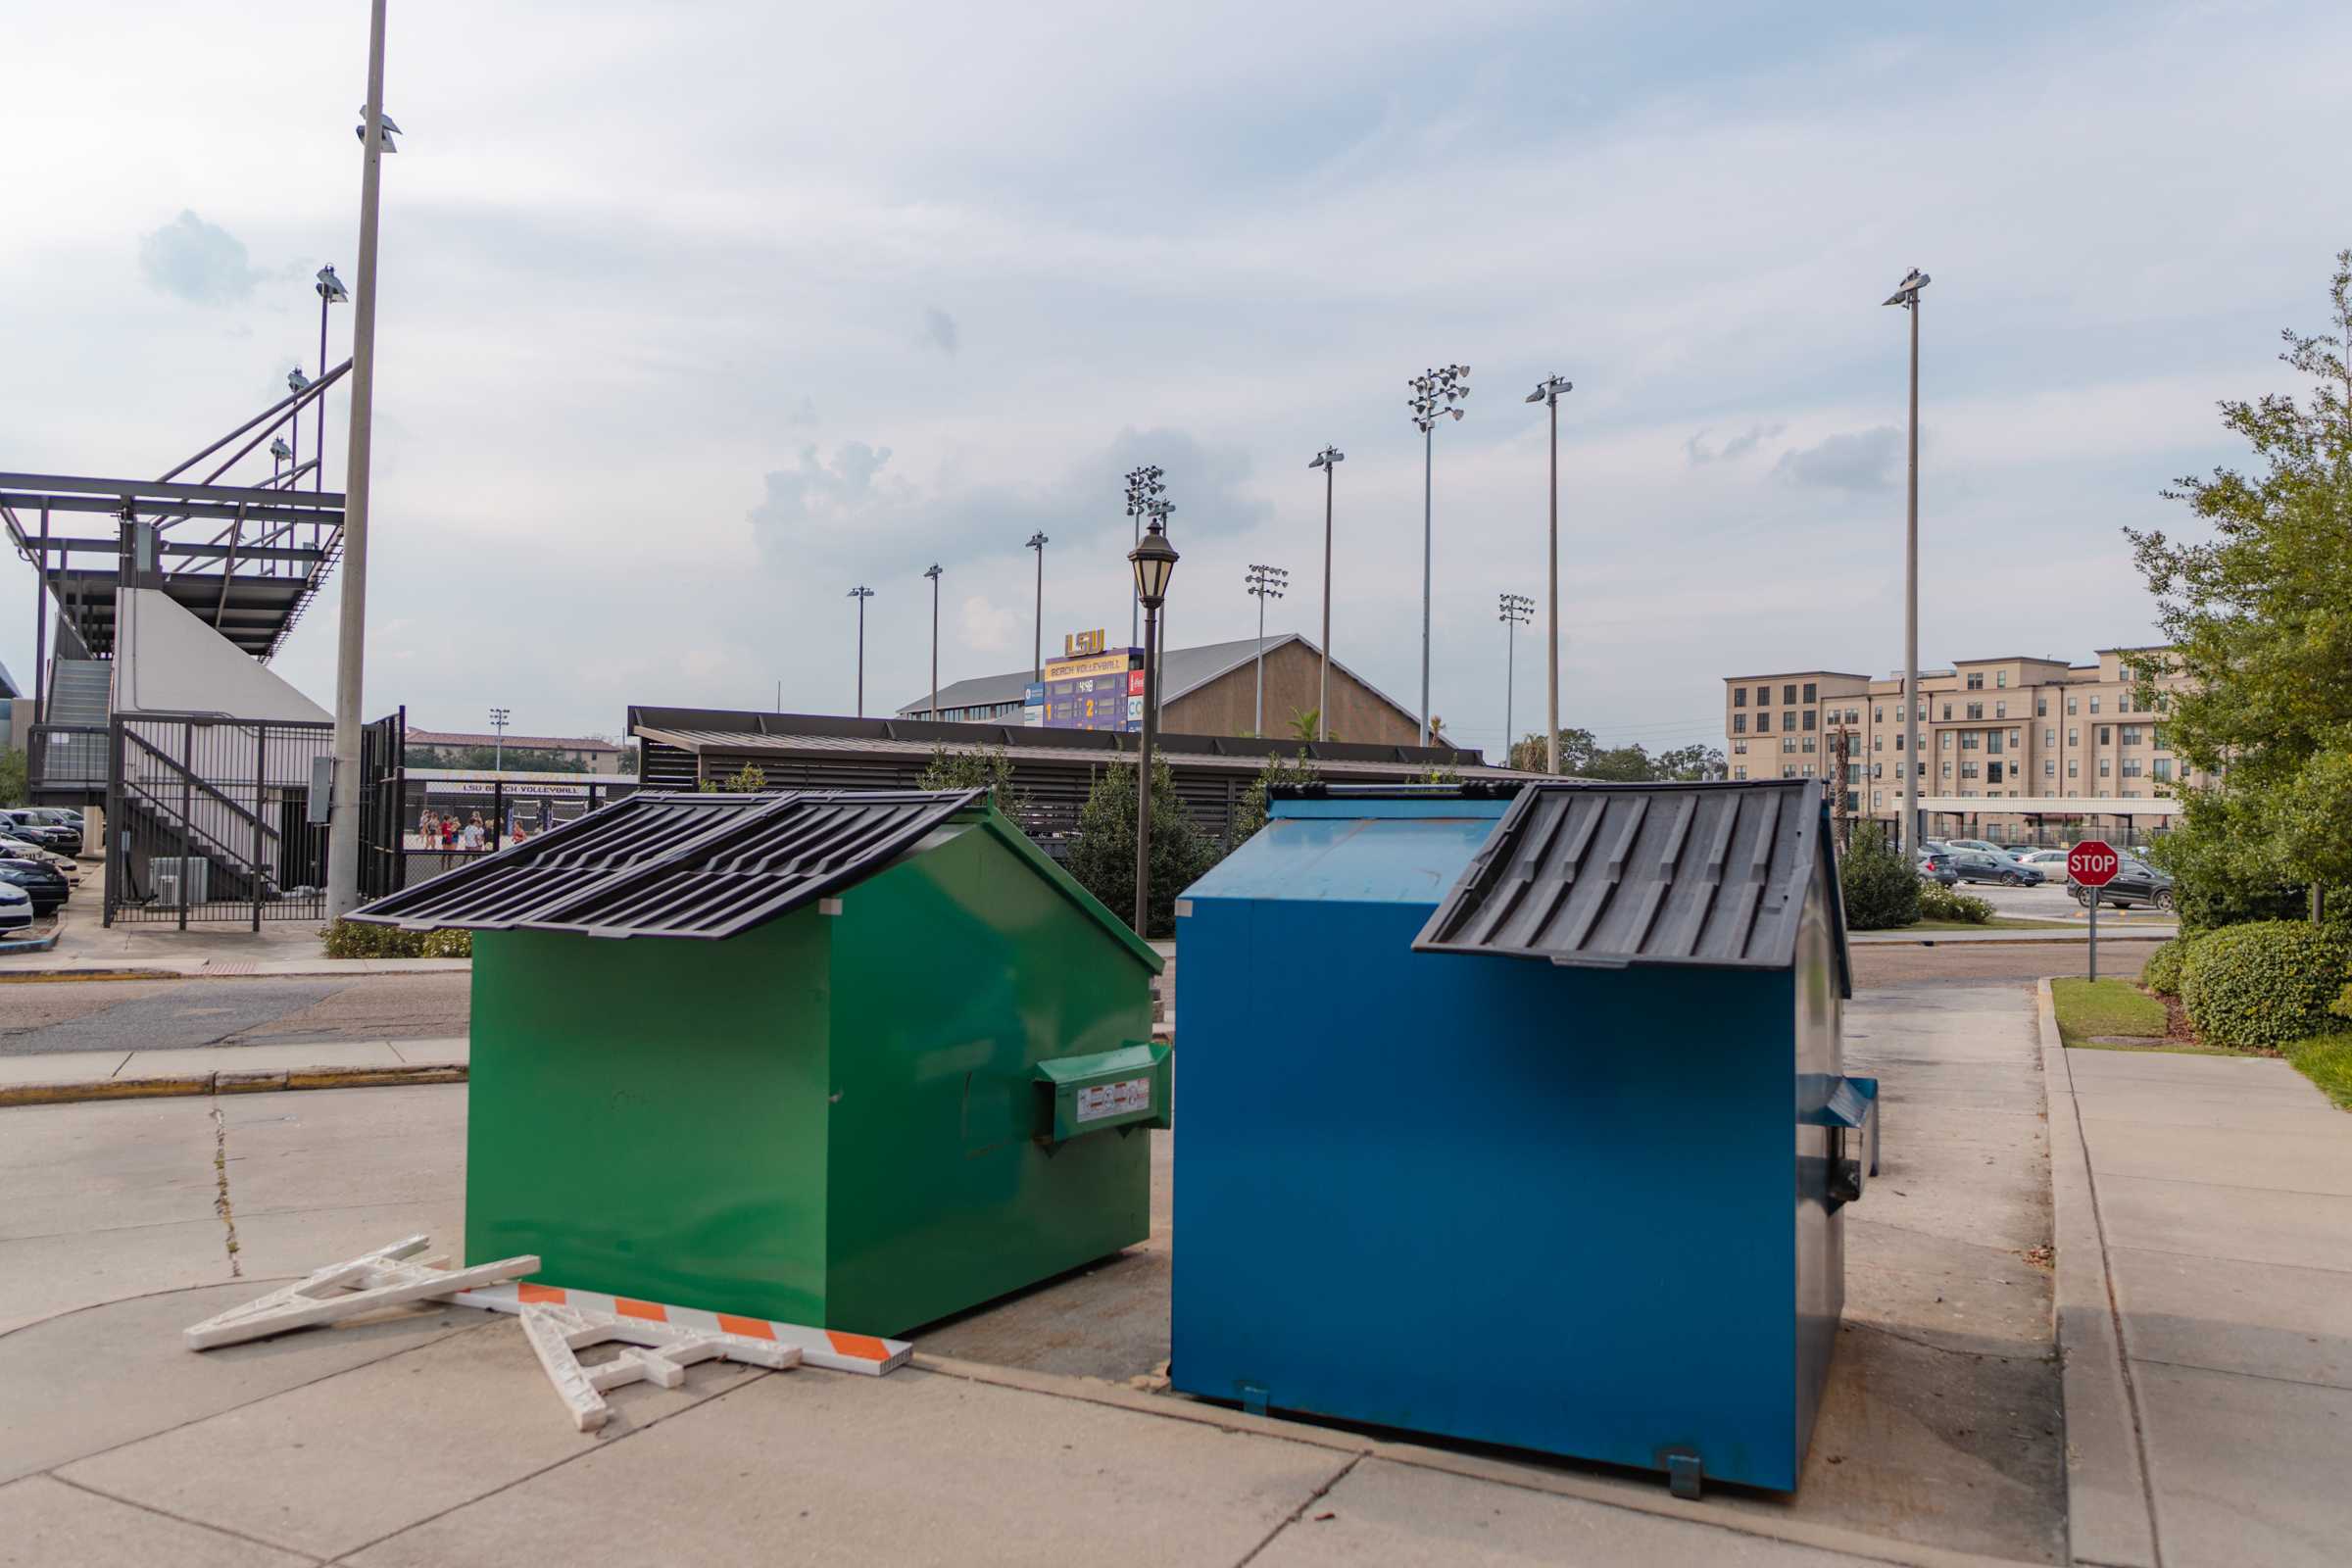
1498,592 -> 1533,765
1127,517 -> 1179,937
1025,531 -> 1049,683
313,265 -> 348,493
923,564 -> 944,721
1123,466 -> 1164,650
1407,364 -> 1469,747
848,586 -> 876,717
1307,446 -> 1343,741
1883,268 -> 1930,858
1245,564 -> 1289,736
1523,374 -> 1572,772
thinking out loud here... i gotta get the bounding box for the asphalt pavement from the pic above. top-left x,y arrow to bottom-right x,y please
0,974 -> 471,1057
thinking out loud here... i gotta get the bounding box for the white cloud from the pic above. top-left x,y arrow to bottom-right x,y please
137,211 -> 261,305
959,594 -> 1019,654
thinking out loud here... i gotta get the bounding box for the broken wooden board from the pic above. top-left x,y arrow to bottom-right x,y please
184,1235 -> 540,1350
518,1301 -> 802,1431
452,1281 -> 912,1375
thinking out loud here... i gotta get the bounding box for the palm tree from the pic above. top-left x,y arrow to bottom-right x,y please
1286,708 -> 1329,744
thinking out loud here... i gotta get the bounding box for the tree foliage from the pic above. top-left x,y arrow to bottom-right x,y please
1506,727 -> 1727,781
1063,757 -> 1217,938
0,747 -> 26,808
1838,824 -> 1921,931
2129,250 -> 2352,920
698,761 -> 769,794
917,744 -> 1030,821
1231,751 -> 1320,845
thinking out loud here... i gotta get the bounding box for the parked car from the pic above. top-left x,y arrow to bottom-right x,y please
0,882 -> 31,934
0,810 -> 76,853
2070,856 -> 2176,910
0,858 -> 69,915
1945,849 -> 2044,887
0,836 -> 80,882
2013,849 -> 2073,878
1918,852 -> 1961,887
1944,838 -> 2012,858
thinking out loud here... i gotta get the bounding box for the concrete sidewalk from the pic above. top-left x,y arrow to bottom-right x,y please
2038,980 -> 2352,1567
0,1038 -> 469,1105
1852,925 -> 2177,947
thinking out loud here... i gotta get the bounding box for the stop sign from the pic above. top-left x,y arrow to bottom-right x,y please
2069,840 -> 2121,887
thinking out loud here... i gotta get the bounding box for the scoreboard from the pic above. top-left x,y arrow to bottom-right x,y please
1031,648 -> 1146,733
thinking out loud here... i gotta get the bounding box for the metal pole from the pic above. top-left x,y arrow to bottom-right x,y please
1135,604 -> 1158,936
930,570 -> 940,720
1033,544 -> 1044,683
1132,512 -> 1140,652
1420,422 -> 1433,747
316,293 -> 330,493
252,724 -> 266,933
857,595 -> 866,717
1319,461 -> 1333,743
325,0 -> 389,921
2088,885 -> 2099,983
31,504 -> 48,726
1902,294 -> 1922,859
1545,396 -> 1559,774
1254,587 -> 1266,736
1505,613 -> 1515,763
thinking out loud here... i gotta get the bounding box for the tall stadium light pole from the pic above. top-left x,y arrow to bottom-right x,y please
1523,374 -> 1572,772
1245,564 -> 1289,735
923,564 -> 943,720
1123,466 -> 1163,652
489,706 -> 510,772
848,586 -> 875,716
325,0 -> 394,921
314,265 -> 348,494
1498,593 -> 1533,764
1884,268 -> 1930,858
1025,531 -> 1049,682
1128,517 -> 1180,936
1407,364 -> 1469,747
1307,446 -> 1343,740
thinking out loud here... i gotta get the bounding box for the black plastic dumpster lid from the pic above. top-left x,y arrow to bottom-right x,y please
345,789 -> 980,939
1412,779 -> 1850,986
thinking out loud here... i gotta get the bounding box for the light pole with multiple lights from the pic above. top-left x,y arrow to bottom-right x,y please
1245,564 -> 1289,736
489,706 -> 511,772
1307,446 -> 1343,741
1523,374 -> 1572,772
847,586 -> 875,716
1884,267 -> 1930,858
314,265 -> 348,493
1498,593 -> 1533,764
1123,466 -> 1163,651
1024,532 -> 1048,682
1128,517 -> 1180,935
923,564 -> 943,720
1407,364 -> 1469,746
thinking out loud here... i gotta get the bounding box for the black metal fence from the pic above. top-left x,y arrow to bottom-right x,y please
106,714 -> 334,927
392,773 -> 637,885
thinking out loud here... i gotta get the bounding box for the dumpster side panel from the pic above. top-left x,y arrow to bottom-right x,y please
465,919 -> 834,1323
1173,895 -> 1801,1490
823,824 -> 1156,1336
1791,862 -> 1847,1467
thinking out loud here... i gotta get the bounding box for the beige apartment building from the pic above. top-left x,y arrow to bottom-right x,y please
1719,650 -> 2202,844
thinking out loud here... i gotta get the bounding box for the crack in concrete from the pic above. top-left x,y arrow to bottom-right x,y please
209,1103 -> 243,1279
1233,1451 -> 1364,1567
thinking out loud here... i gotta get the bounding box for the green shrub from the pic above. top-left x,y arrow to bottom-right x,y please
1916,881 -> 1993,923
319,919 -> 472,959
2140,937 -> 2191,998
1838,825 -> 1920,931
2179,920 -> 2352,1051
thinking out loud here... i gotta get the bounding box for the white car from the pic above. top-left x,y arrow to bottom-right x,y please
0,836 -> 79,883
0,882 -> 31,933
2012,849 -> 2073,877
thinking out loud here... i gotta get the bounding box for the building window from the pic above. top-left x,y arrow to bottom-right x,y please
1966,671 -> 1984,690
2044,728 -> 2056,747
1894,762 -> 1906,779
1757,712 -> 1770,733
1988,760 -> 2004,784
2153,759 -> 2173,781
2098,725 -> 2112,745
1873,705 -> 1883,723
1733,765 -> 1746,780
1847,708 -> 1861,723
1733,688 -> 1747,708
1966,703 -> 1984,720
1872,761 -> 1883,778
2036,698 -> 2047,717
1874,735 -> 1884,751
1960,760 -> 1980,779
1941,760 -> 1953,779
1802,710 -> 1817,731
1962,731 -> 1981,751
1996,670 -> 2009,688
1755,685 -> 1770,707
2122,759 -> 2142,778
1994,701 -> 2006,718
1783,764 -> 1796,778
1783,737 -> 1796,754
1802,681 -> 1817,703
2098,758 -> 2112,777
2044,760 -> 2055,777
1733,738 -> 1748,754
2068,760 -> 2080,778
1733,713 -> 1746,734
1987,732 -> 2003,754
1940,732 -> 1953,751
1802,736 -> 1817,754
2069,727 -> 2080,747
2010,729 -> 2021,748
2122,725 -> 2142,746
1942,703 -> 1953,720
2090,695 -> 2101,713
2154,725 -> 2170,751
1894,733 -> 1905,750
1873,791 -> 1884,808
2068,696 -> 2079,715
1784,683 -> 1797,705
1801,764 -> 1816,777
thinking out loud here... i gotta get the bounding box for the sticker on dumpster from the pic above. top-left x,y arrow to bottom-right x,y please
1076,1077 -> 1152,1123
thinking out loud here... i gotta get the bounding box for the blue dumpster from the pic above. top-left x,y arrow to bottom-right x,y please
1171,779 -> 1871,1494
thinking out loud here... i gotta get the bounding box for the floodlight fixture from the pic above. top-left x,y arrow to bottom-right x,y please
1883,268 -> 1929,309
315,265 -> 350,305
355,109 -> 402,152
1308,446 -> 1344,469
1525,374 -> 1572,406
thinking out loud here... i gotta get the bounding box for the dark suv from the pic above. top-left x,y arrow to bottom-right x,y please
0,858 -> 70,915
1945,849 -> 2044,887
2070,857 -> 2176,910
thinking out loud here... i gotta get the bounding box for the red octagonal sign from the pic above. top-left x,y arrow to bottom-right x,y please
2069,839 -> 2121,888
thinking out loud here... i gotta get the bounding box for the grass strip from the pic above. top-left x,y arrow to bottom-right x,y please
2051,976 -> 2168,1046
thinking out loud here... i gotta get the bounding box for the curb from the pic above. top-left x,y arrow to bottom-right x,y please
0,1062 -> 467,1108
2036,977 -> 2161,1568
912,1354 -> 2027,1568
0,928 -> 62,956
1852,931 -> 2174,949
0,967 -> 180,984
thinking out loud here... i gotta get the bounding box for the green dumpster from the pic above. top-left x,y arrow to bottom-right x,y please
348,788 -> 1166,1337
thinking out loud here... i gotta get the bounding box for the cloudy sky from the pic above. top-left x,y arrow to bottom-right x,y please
5,0 -> 2349,760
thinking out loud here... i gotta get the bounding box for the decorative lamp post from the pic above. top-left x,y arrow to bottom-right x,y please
1407,364 -> 1469,746
1127,517 -> 1180,936
1245,564 -> 1289,736
1883,268 -> 1930,858
1498,592 -> 1533,764
1522,374 -> 1572,771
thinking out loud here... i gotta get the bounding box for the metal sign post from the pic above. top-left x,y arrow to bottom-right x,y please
2069,839 -> 2120,983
